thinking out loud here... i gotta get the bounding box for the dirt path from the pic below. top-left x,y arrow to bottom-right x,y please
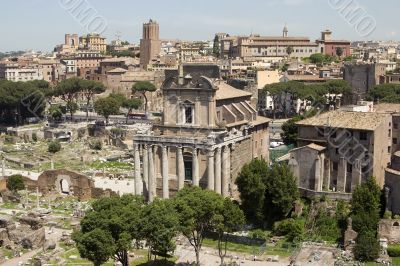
2,249 -> 41,266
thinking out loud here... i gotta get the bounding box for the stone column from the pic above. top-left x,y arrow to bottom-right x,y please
143,145 -> 149,194
314,156 -> 321,192
177,146 -> 185,190
222,146 -> 230,197
337,157 -> 347,192
207,148 -> 215,191
134,144 -> 142,195
162,146 -> 169,199
148,145 -> 155,202
351,159 -> 362,192
192,147 -> 199,186
323,159 -> 331,191
215,147 -> 222,194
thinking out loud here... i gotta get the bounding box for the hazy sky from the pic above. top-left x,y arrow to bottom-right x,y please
1,0 -> 398,52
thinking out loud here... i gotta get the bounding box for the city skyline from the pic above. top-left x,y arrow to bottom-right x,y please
1,0 -> 399,52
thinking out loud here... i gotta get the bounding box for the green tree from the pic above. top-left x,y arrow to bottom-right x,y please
53,78 -> 83,120
336,47 -> 344,58
132,81 -> 156,114
353,232 -> 380,262
6,174 -> 25,192
48,105 -> 64,121
74,195 -> 144,266
140,199 -> 179,261
235,159 -> 267,226
80,80 -> 106,121
263,164 -> 299,226
122,98 -> 142,123
273,218 -> 305,242
213,35 -> 220,57
48,140 -> 61,153
94,97 -> 121,124
236,160 -> 299,228
369,84 -> 400,103
215,198 -> 245,266
174,186 -> 224,266
73,228 -> 115,266
309,53 -> 325,64
0,80 -> 50,126
108,92 -> 126,106
281,115 -> 303,145
350,177 -> 381,262
351,177 -> 381,233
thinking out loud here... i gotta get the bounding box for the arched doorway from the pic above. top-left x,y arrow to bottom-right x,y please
60,179 -> 70,194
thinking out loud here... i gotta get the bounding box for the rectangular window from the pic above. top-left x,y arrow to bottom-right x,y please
388,146 -> 391,153
185,106 -> 193,124
394,138 -> 398,144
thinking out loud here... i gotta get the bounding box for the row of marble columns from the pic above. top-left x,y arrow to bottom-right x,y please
133,143 -> 231,201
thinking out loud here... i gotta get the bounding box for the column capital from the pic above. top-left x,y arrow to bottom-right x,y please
207,148 -> 215,157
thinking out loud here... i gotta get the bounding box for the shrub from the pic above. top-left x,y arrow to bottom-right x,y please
384,211 -> 393,219
388,245 -> 400,257
89,139 -> 103,150
353,232 -> 380,262
4,135 -> 15,144
273,218 -> 305,242
249,229 -> 268,240
32,132 -> 38,142
48,140 -> 61,153
7,175 -> 25,192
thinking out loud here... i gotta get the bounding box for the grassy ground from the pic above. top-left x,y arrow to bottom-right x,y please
130,249 -> 177,266
202,237 -> 293,257
365,257 -> 400,265
90,160 -> 133,171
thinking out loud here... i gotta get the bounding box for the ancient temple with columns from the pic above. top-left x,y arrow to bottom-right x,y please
133,65 -> 270,200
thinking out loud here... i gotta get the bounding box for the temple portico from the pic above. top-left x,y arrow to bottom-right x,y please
132,64 -> 270,201
133,131 -> 249,200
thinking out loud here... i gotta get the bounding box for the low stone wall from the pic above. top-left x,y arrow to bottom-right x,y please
299,187 -> 352,201
205,231 -> 265,246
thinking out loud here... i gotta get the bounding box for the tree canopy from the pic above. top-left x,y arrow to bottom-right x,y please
132,81 -> 156,113
213,35 -> 220,57
263,80 -> 351,118
80,79 -> 105,120
236,160 -> 299,227
368,83 -> 400,103
351,177 -> 382,262
174,186 -> 224,266
0,80 -> 51,125
73,195 -> 144,266
94,96 -> 121,124
6,174 -> 25,192
140,199 -> 179,260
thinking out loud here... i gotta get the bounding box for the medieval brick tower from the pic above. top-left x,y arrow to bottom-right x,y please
140,19 -> 161,68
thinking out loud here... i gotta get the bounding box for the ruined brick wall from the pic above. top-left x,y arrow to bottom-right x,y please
379,219 -> 400,244
230,138 -> 252,198
37,170 -> 94,200
385,169 -> 400,215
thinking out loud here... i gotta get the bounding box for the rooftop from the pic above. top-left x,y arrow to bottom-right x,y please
374,103 -> 400,114
296,110 -> 390,131
215,82 -> 252,100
